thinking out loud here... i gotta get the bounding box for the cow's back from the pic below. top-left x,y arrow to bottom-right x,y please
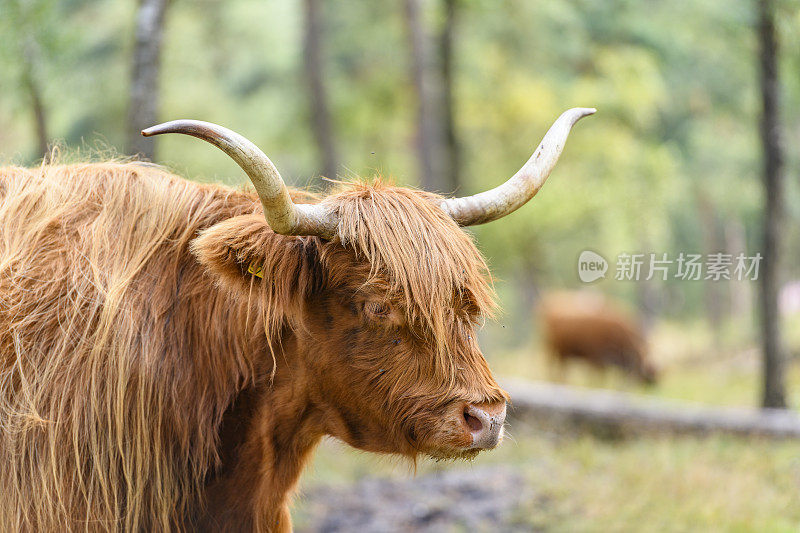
539,291 -> 646,368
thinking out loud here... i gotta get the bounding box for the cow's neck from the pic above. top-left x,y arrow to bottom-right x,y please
200,331 -> 323,532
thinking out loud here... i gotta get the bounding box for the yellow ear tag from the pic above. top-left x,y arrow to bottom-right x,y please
247,263 -> 264,279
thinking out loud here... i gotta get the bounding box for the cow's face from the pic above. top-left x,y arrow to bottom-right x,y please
193,183 -> 508,460
295,184 -> 508,459
296,246 -> 508,459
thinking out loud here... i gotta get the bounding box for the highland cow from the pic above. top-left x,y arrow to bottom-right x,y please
539,291 -> 658,384
0,108 -> 593,531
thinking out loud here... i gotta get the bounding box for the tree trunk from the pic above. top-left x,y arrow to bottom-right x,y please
504,379 -> 800,439
438,0 -> 459,193
21,39 -> 49,161
127,0 -> 170,161
757,0 -> 787,409
302,0 -> 338,184
403,0 -> 439,190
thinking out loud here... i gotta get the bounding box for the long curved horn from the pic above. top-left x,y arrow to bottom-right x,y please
441,107 -> 595,226
141,120 -> 337,239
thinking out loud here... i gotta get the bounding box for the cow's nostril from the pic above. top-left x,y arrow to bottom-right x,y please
463,409 -> 483,432
463,402 -> 507,450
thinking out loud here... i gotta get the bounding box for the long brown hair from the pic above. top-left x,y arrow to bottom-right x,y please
0,162 -> 500,531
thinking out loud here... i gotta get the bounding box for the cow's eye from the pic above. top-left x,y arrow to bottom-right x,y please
366,301 -> 390,318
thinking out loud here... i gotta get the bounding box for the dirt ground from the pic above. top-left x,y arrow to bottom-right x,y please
294,466 -> 539,533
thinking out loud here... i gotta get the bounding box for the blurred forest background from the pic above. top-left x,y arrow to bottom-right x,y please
2,1 -> 800,528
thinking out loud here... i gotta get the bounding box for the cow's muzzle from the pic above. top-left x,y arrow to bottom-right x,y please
462,401 -> 506,449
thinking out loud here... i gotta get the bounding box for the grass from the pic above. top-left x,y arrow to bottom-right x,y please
296,425 -> 800,532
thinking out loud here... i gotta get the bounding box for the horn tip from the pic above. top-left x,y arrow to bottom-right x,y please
141,127 -> 156,137
562,107 -> 596,126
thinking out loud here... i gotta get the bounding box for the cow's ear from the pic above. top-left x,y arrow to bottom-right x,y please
191,214 -> 322,298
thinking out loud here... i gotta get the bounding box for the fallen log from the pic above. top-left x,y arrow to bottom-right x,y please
502,378 -> 800,439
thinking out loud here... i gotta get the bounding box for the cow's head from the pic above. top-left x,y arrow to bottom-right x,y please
142,108 -> 593,459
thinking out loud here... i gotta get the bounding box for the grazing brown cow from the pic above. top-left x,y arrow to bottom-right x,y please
539,291 -> 658,384
0,108 -> 593,532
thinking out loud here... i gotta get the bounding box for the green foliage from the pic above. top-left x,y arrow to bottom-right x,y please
1,0 -> 799,329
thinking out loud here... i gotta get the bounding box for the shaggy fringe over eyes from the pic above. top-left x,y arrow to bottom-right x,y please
328,178 -> 497,382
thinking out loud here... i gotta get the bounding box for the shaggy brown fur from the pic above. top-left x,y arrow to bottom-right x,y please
539,291 -> 658,384
0,162 -> 507,532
